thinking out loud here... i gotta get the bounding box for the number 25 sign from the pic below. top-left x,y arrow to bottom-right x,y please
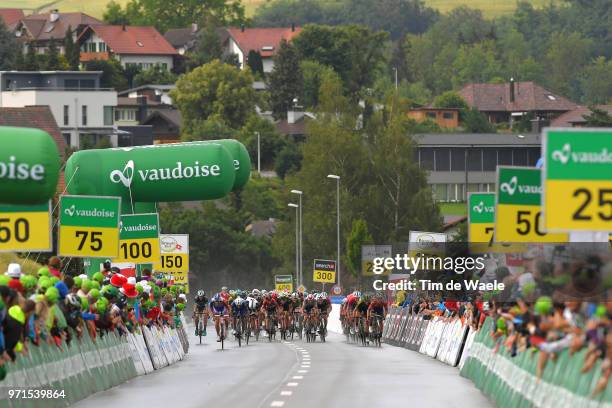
59,195 -> 121,257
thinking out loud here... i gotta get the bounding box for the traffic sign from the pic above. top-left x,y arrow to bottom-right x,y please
313,259 -> 336,283
113,213 -> 161,264
59,195 -> 121,258
0,201 -> 52,252
409,231 -> 446,271
155,234 -> 189,272
331,285 -> 342,295
274,275 -> 293,292
496,167 -> 569,242
467,192 -> 523,253
362,245 -> 392,276
543,128 -> 612,232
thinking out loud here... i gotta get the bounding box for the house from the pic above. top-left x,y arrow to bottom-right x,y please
415,133 -> 541,202
0,8 -> 24,27
550,105 -> 612,127
117,84 -> 175,105
164,24 -> 230,55
141,108 -> 182,143
245,219 -> 278,237
407,107 -> 460,129
0,71 -> 117,149
13,10 -> 101,54
78,24 -> 178,71
226,26 -> 301,74
0,105 -> 67,157
459,80 -> 577,126
275,106 -> 314,141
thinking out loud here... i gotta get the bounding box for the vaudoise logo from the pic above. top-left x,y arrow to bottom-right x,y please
500,176 -> 541,196
551,143 -> 612,165
109,159 -> 222,188
472,201 -> 494,214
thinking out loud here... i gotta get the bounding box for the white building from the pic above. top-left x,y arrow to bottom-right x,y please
78,25 -> 178,71
0,71 -> 118,149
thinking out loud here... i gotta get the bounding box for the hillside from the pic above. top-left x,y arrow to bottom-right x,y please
2,0 -> 559,20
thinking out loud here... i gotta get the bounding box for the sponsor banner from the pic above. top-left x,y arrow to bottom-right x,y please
409,231 -> 446,271
274,275 -> 293,292
59,195 -> 121,257
155,234 -> 189,272
114,213 -> 161,264
0,201 -> 52,252
313,259 -> 336,283
362,244 -> 393,276
495,167 -> 568,243
543,128 -> 612,231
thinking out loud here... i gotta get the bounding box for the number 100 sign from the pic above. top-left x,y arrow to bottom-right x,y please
59,195 -> 121,258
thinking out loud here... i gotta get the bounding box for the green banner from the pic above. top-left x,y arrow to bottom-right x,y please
468,193 -> 495,223
0,202 -> 49,212
497,167 -> 542,206
119,213 -> 159,240
545,129 -> 612,181
60,195 -> 121,228
275,275 -> 293,284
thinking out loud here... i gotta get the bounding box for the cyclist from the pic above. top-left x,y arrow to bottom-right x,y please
345,291 -> 361,333
246,292 -> 260,334
192,290 -> 209,336
354,293 -> 371,337
368,292 -> 388,335
210,294 -> 230,342
219,286 -> 230,302
278,292 -> 293,334
261,293 -> 278,337
316,292 -> 332,332
231,291 -> 249,335
302,293 -> 317,334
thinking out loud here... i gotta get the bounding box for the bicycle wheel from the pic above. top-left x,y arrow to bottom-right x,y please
237,318 -> 242,347
198,319 -> 203,344
221,320 -> 226,350
244,317 -> 250,346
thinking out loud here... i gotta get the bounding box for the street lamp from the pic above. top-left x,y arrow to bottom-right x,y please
255,131 -> 261,174
288,203 -> 299,288
290,189 -> 303,286
392,67 -> 398,89
327,175 -> 341,287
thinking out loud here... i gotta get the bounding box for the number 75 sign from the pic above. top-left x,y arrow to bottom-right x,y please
59,195 -> 121,258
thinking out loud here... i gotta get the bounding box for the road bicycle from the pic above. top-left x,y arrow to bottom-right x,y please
194,311 -> 207,344
249,311 -> 260,342
369,313 -> 384,347
293,311 -> 303,340
357,316 -> 369,346
265,311 -> 277,342
214,314 -> 229,350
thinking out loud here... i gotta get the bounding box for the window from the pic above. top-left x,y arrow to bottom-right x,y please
161,63 -> 168,70
419,148 -> 434,171
483,148 -> 497,171
104,106 -> 113,126
450,148 -> 465,171
99,42 -> 106,52
498,148 -> 512,165
65,79 -> 79,89
442,112 -> 454,119
82,105 -> 88,126
528,147 -> 541,166
513,148 -> 528,166
467,149 -> 482,171
62,133 -> 71,145
433,184 -> 448,201
80,79 -> 95,89
426,112 -> 436,119
434,148 -> 450,171
63,105 -> 69,126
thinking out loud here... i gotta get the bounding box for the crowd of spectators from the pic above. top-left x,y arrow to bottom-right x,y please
0,258 -> 187,380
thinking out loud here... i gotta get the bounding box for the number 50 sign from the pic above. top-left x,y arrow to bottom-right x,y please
59,195 -> 121,257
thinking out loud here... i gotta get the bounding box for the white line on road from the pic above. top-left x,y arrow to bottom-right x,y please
270,401 -> 285,407
280,391 -> 292,396
287,382 -> 299,387
298,370 -> 307,373
292,376 -> 303,379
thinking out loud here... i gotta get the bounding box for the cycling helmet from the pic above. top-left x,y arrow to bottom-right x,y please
252,289 -> 261,295
306,294 -> 314,300
353,291 -> 362,298
320,292 -> 328,298
65,293 -> 81,308
374,292 -> 383,299
229,289 -> 236,297
239,290 -> 246,299
261,289 -> 267,295
212,294 -> 222,302
197,290 -> 205,297
221,286 -> 228,291
314,293 -> 321,300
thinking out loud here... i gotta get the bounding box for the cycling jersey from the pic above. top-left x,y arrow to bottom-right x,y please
303,299 -> 316,313
262,298 -> 278,312
355,300 -> 369,314
194,296 -> 208,312
368,299 -> 387,315
279,297 -> 292,312
231,298 -> 249,317
317,299 -> 330,312
210,300 -> 229,315
246,296 -> 259,311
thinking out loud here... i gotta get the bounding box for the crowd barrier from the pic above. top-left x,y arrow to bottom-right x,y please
382,307 -> 471,367
460,318 -> 612,408
0,320 -> 190,407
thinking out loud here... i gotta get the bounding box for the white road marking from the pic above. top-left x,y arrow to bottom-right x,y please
287,382 -> 299,387
270,401 -> 285,407
292,376 -> 303,379
280,391 -> 293,396
298,370 -> 308,373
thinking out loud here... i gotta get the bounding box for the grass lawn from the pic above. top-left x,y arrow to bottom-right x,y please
439,202 -> 467,216
3,0 -> 561,20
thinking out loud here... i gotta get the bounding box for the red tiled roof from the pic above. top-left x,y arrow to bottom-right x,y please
227,27 -> 301,57
80,25 -> 178,55
18,12 -> 101,41
0,8 -> 24,26
550,105 -> 612,127
460,81 -> 577,113
0,106 -> 67,158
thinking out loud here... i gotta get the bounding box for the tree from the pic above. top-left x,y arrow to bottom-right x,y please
275,140 -> 302,179
133,65 -> 177,87
84,59 -> 128,90
22,43 -> 38,70
63,26 -> 80,70
103,0 -> 130,24
452,41 -> 503,88
236,116 -> 287,168
545,31 -> 592,99
188,19 -> 224,69
0,19 -> 18,70
170,60 -> 258,133
432,91 -> 468,110
46,40 -> 61,70
268,39 -> 303,119
345,219 -> 373,279
462,107 -> 495,133
582,107 -> 612,127
580,57 -> 612,104
301,60 -> 338,109
246,50 -> 264,77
